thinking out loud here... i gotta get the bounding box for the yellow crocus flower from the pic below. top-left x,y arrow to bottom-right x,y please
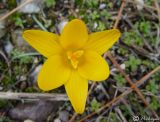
22,19 -> 121,113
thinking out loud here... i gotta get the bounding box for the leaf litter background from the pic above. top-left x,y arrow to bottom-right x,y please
0,0 -> 160,122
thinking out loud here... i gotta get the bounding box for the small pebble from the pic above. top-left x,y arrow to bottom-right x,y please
99,3 -> 106,9
54,118 -> 61,122
59,111 -> 69,122
18,0 -> 42,13
135,0 -> 144,10
120,64 -> 125,70
94,22 -> 98,29
24,119 -> 35,122
4,41 -> 13,55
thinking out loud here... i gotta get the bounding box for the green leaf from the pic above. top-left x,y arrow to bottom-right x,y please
114,74 -> 126,86
11,49 -> 33,64
146,80 -> 158,94
125,55 -> 141,71
97,21 -> 106,31
45,0 -> 56,8
124,31 -> 143,46
90,98 -> 101,112
91,11 -> 100,20
85,0 -> 99,7
150,97 -> 160,110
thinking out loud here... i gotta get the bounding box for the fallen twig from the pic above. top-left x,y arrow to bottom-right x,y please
0,92 -> 68,101
113,0 -> 126,29
0,0 -> 33,21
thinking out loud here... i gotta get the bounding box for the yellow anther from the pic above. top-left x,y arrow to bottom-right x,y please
73,50 -> 84,58
70,58 -> 79,69
67,50 -> 84,69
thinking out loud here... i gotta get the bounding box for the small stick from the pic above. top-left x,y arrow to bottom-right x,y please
0,92 -> 68,101
88,82 -> 96,95
113,0 -> 126,29
0,0 -> 33,21
68,113 -> 77,122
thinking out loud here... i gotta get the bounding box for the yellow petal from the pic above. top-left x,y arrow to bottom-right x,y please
84,29 -> 121,55
78,51 -> 109,81
60,19 -> 88,49
65,70 -> 88,113
23,30 -> 62,58
38,55 -> 71,91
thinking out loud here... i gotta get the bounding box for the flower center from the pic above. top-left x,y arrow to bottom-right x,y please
67,50 -> 84,69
